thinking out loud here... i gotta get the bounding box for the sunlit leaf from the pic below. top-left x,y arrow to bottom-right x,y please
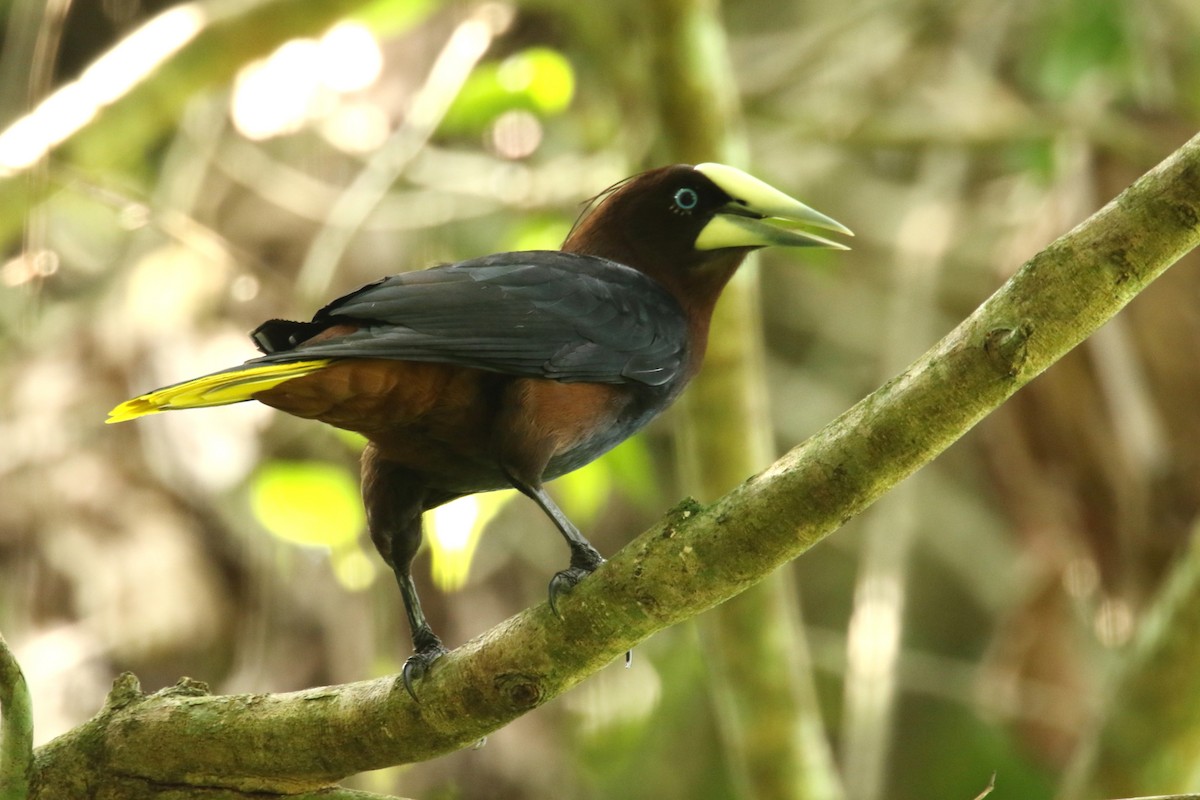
354,0 -> 439,37
249,460 -> 364,549
440,47 -> 575,135
499,47 -> 574,115
332,542 -> 378,592
427,491 -> 516,591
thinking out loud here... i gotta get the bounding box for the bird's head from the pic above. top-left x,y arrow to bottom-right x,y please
563,163 -> 852,304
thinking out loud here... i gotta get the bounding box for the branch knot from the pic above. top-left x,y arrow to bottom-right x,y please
983,324 -> 1032,378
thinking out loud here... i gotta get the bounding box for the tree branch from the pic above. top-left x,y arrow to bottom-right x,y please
29,133 -> 1200,796
0,632 -> 33,800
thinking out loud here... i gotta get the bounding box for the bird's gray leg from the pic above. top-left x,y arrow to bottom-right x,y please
505,473 -> 605,616
362,446 -> 447,699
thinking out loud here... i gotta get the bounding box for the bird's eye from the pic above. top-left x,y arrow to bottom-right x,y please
673,187 -> 699,211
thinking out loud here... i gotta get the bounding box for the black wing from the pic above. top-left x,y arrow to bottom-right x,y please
247,251 -> 689,387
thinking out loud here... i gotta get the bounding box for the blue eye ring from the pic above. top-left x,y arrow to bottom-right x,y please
673,187 -> 699,211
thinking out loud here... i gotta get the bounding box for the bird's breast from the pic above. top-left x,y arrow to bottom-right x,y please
538,380 -> 679,480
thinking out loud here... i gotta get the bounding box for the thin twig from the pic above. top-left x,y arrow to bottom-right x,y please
971,773 -> 996,800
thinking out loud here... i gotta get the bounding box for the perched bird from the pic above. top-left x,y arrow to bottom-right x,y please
109,163 -> 851,694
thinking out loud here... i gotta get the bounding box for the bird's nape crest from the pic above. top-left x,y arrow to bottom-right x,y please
564,171 -> 643,245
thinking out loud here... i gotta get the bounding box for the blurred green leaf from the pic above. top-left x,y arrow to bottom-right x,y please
1006,139 -> 1057,184
602,435 -> 660,509
554,456 -> 613,527
555,436 -> 659,527
354,0 -> 439,36
501,214 -> 573,251
1028,0 -> 1130,99
439,47 -> 575,136
249,460 -> 365,549
331,426 -> 368,452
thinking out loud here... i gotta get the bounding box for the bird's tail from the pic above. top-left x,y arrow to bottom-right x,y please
107,359 -> 331,423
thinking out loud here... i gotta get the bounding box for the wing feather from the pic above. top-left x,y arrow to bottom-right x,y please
248,251 -> 689,387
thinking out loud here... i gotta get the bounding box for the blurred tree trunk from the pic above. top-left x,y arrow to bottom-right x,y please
840,151 -> 966,800
1060,534 -> 1200,800
641,1 -> 843,799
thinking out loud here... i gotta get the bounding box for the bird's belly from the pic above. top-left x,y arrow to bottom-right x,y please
256,359 -> 510,490
255,360 -> 676,494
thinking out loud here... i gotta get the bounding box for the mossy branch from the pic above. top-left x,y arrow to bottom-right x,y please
0,633 -> 33,800
27,134 -> 1200,797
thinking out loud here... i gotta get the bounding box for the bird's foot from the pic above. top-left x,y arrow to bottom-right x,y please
548,555 -> 605,618
401,639 -> 449,701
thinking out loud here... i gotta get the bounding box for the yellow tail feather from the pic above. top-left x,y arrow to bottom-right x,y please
107,359 -> 332,423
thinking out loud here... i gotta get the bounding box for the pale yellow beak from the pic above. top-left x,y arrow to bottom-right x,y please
693,162 -> 853,251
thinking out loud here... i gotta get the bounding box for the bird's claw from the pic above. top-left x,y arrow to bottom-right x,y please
548,559 -> 603,618
401,643 -> 449,701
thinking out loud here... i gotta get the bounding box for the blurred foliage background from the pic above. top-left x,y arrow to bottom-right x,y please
2,0 -> 1200,798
